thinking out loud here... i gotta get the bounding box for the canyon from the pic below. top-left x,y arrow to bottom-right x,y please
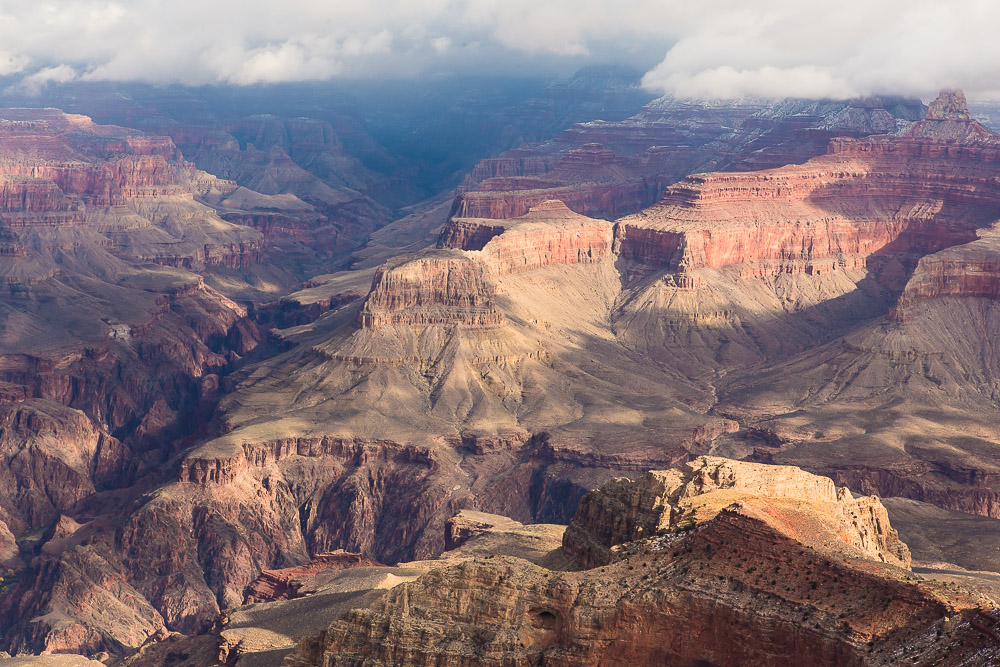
2,80 -> 1000,666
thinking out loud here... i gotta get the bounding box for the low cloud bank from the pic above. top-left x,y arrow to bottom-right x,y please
0,0 -> 993,99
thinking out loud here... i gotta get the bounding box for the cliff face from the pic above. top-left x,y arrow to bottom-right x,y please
892,234 -> 1000,317
440,200 -> 615,276
614,139 -> 998,284
287,458 -> 996,667
0,401 -> 127,535
358,255 -> 505,329
709,93 -> 1000,527
451,95 -> 926,225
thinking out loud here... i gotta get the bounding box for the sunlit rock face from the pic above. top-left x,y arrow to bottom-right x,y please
286,458 -> 997,667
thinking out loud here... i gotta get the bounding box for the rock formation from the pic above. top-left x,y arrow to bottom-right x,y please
712,92 -> 1000,525
451,95 -> 926,224
242,551 -> 383,605
926,89 -> 972,121
0,109 -> 313,656
564,456 -> 910,569
287,458 -> 999,667
6,85 -> 1000,666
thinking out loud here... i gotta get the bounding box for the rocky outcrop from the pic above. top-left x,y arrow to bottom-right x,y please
357,254 -> 504,329
289,546 -> 996,667
437,219 -> 507,251
243,551 -> 382,604
563,456 -> 910,569
450,178 -> 662,221
354,201 -> 613,335
444,511 -> 529,551
441,200 -> 615,276
0,176 -> 78,217
179,436 -> 434,486
927,89 -> 972,121
287,459 -> 993,667
892,234 -> 1000,318
0,400 -> 127,534
466,150 -> 549,183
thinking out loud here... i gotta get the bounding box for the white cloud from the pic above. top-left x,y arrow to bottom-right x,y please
641,0 -> 1000,100
8,64 -> 77,96
0,51 -> 28,76
430,37 -> 451,54
0,0 -> 996,100
645,66 -> 858,101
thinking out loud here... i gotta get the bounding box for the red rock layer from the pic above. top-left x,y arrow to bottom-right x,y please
478,220 -> 612,276
453,96 -> 925,227
450,178 -> 660,221
0,176 -> 74,213
614,120 -> 1000,283
0,152 -> 189,209
437,219 -> 507,251
464,150 -> 549,184
892,240 -> 1000,319
440,201 -> 614,276
243,551 -> 382,604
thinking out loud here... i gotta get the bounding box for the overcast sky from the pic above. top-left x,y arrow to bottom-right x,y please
0,0 -> 995,100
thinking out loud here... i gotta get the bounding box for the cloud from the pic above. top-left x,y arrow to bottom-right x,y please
0,0 -> 996,99
0,0 -> 683,86
7,64 -> 77,96
641,0 -> 1000,100
645,66 -> 858,101
430,37 -> 451,55
0,51 -> 28,77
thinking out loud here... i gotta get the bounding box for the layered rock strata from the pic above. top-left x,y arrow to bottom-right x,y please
9,89 -> 1000,664
710,93 -> 1000,526
451,95 -> 926,224
563,456 -> 910,569
287,459 -> 998,667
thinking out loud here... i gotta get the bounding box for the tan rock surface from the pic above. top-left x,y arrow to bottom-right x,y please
286,459 -> 995,667
564,456 -> 910,569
